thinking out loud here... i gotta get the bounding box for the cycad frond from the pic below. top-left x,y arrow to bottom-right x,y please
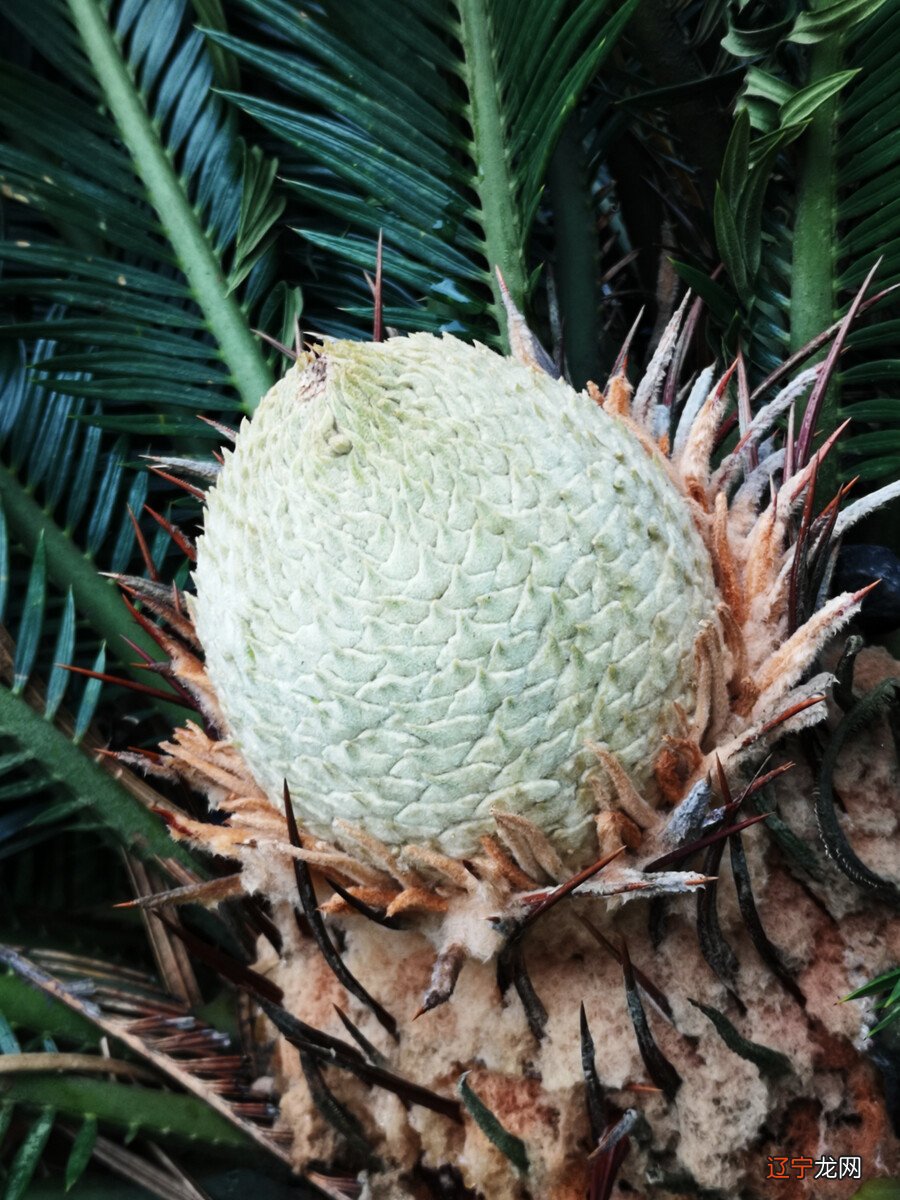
207,0 -> 638,346
0,564 -> 196,869
0,0 -> 295,417
834,7 -> 900,485
689,0 -> 900,491
0,947 -> 287,1195
0,0 -> 300,692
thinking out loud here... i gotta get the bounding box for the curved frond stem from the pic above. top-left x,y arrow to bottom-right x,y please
548,116 -> 601,388
790,20 -> 842,499
0,683 -> 195,867
455,0 -> 527,347
66,0 -> 273,412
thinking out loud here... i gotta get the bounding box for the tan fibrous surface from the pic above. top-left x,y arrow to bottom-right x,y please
264,654 -> 900,1198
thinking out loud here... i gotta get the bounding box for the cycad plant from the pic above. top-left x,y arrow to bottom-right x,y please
2,1 -> 900,1197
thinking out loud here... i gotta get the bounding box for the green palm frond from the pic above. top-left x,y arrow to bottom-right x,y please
0,950 -> 284,1196
834,8 -> 900,485
205,0 -> 639,347
0,0 -> 298,418
0,338 -> 164,675
0,536 -> 196,872
683,0 -> 900,493
0,0 -> 302,719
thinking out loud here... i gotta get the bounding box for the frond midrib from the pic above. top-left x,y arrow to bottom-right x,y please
66,0 -> 273,413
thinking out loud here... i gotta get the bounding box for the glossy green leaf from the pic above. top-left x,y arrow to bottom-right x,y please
720,108 -> 750,200
12,535 -> 47,695
0,975 -> 100,1047
4,1107 -> 56,1200
66,0 -> 273,411
84,444 -> 126,559
878,976 -> 900,1008
714,183 -> 748,293
0,1011 -> 22,1055
0,0 -> 97,95
108,472 -> 149,575
739,95 -> 779,133
43,590 -> 76,722
738,128 -> 805,278
214,0 -> 636,344
781,69 -> 860,126
458,1072 -> 529,1174
843,360 -> 900,385
0,683 -> 196,867
790,0 -> 891,44
841,399 -> 900,421
868,1007 -> 900,1035
670,261 -> 737,324
749,122 -> 809,165
73,644 -> 106,744
65,1115 -> 98,1192
722,14 -> 795,57
744,67 -> 796,108
227,143 -> 286,293
843,454 -> 900,482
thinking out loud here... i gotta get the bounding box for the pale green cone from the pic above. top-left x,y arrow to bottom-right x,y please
193,333 -> 717,857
